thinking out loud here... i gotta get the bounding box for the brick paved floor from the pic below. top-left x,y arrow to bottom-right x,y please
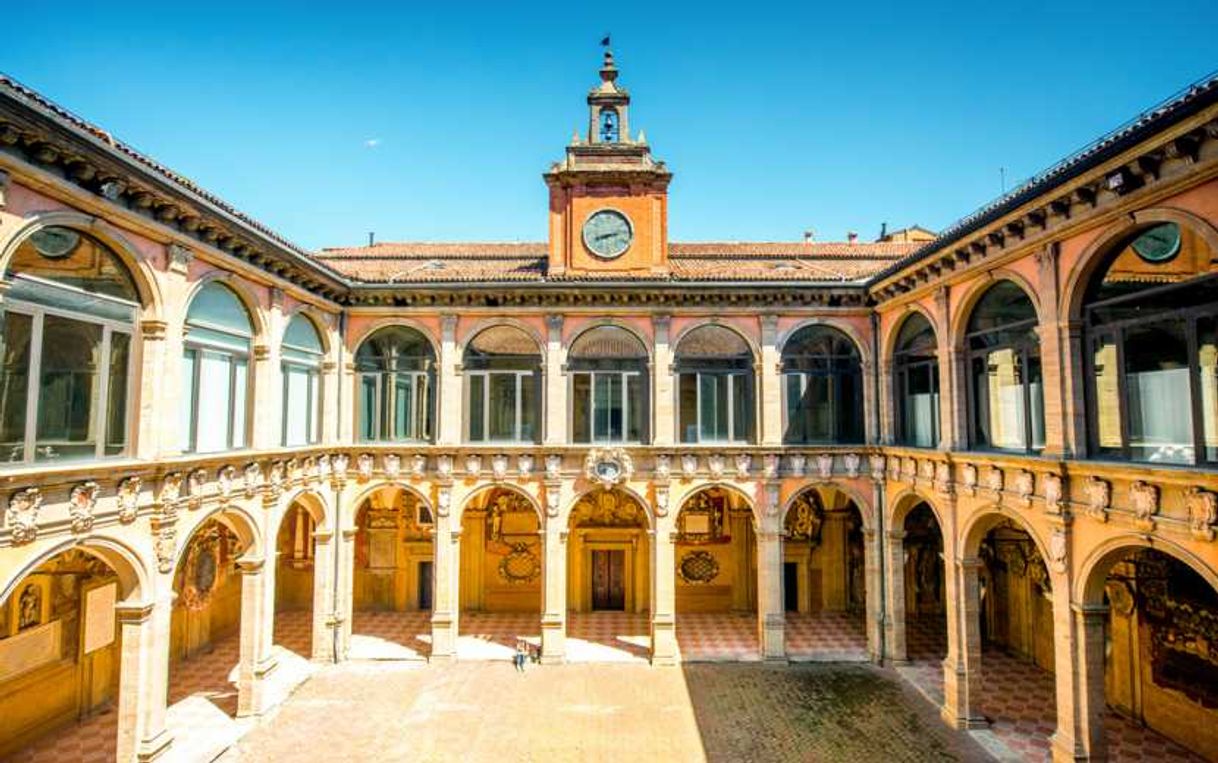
675,612 -> 760,661
786,610 -> 868,661
566,612 -> 650,662
349,609 -> 433,660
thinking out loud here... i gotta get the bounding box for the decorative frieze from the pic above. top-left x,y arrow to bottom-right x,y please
436,485 -> 451,517
187,469 -> 206,510
384,454 -> 401,480
517,454 -> 533,479
763,454 -> 779,480
491,454 -> 509,481
332,453 -> 349,482
217,465 -> 237,501
1085,477 -> 1110,522
1011,470 -> 1034,508
1129,480 -> 1159,532
243,462 -> 263,499
817,453 -> 834,480
68,482 -> 99,534
6,488 -> 42,545
465,454 -> 482,478
655,454 -> 672,480
843,452 -> 860,479
117,477 -> 142,524
437,454 -> 455,480
584,448 -> 633,489
681,453 -> 698,480
412,453 -> 427,479
654,483 -> 670,518
1187,487 -> 1217,542
734,454 -> 751,478
868,454 -> 886,482
961,463 -> 978,496
357,453 -> 374,482
789,454 -> 806,478
1042,473 -> 1064,515
1049,523 -> 1069,574
707,454 -> 725,480
934,462 -> 952,495
985,467 -> 1004,498
544,454 -> 561,480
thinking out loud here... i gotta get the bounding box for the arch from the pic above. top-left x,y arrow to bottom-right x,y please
0,534 -> 151,607
778,317 -> 871,367
1063,206 -> 1218,323
0,210 -> 165,322
949,269 -> 1042,352
181,271 -> 267,343
677,482 -> 759,529
281,487 -> 331,532
456,482 -> 544,524
348,480 -> 435,527
173,504 -> 263,572
458,318 -> 544,359
281,305 -> 334,357
883,305 -> 940,365
566,319 -> 652,362
780,481 -> 875,532
887,486 -> 947,531
348,317 -> 441,359
672,320 -> 759,362
958,504 -> 1051,565
1075,534 -> 1218,606
564,484 -> 654,529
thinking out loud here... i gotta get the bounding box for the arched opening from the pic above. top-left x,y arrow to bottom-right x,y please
964,281 -> 1044,453
674,325 -> 755,444
0,226 -> 141,464
1082,546 -> 1218,759
673,487 -> 757,659
902,501 -> 946,665
281,314 -> 324,447
781,325 -> 864,444
272,495 -> 330,661
0,548 -> 134,759
463,325 -> 542,444
782,486 -> 868,659
354,326 -> 436,443
349,485 -> 433,660
457,487 -> 542,660
568,325 -> 649,444
1082,221 -> 1218,465
565,488 -> 651,661
893,313 -> 940,447
182,282 -> 254,453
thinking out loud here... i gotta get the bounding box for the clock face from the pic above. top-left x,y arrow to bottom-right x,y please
1131,223 -> 1181,263
582,209 -> 633,259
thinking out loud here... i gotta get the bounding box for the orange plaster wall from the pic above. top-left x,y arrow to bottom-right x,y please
560,191 -> 667,274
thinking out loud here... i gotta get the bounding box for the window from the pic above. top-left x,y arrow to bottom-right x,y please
355,326 -> 435,442
464,325 -> 541,443
965,281 -> 1044,453
1084,222 -> 1218,465
781,325 -> 863,444
282,313 -> 324,446
893,313 -> 939,447
675,325 -> 754,443
569,325 -> 648,443
182,282 -> 253,453
0,226 -> 139,464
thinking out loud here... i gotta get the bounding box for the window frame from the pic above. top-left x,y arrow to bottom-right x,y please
181,287 -> 253,454
779,327 -> 863,445
963,310 -> 1042,455
281,315 -> 325,447
893,316 -> 940,448
464,369 -> 538,444
569,369 -> 645,444
677,369 -> 750,444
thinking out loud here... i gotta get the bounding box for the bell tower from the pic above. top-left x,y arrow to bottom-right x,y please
545,48 -> 671,276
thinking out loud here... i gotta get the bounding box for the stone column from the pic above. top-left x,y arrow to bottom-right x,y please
543,314 -> 566,445
756,527 -> 785,659
335,526 -> 356,660
1069,603 -> 1109,761
760,314 -> 782,446
339,359 -> 356,443
884,529 -> 908,663
878,360 -> 895,444
650,528 -> 678,664
254,290 -> 285,449
942,556 -> 986,728
1050,568 -> 1083,763
1037,246 -> 1067,457
864,527 -> 883,662
310,529 -> 336,662
430,494 -> 459,660
862,360 -> 878,444
948,348 -> 970,451
652,314 -> 674,446
540,521 -> 567,663
136,319 -> 169,459
933,286 -> 954,451
236,557 -> 278,717
437,314 -> 461,446
115,598 -> 173,763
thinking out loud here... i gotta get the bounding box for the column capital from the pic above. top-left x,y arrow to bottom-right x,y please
237,557 -> 267,574
114,601 -> 157,624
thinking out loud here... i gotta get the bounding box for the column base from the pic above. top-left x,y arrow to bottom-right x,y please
430,611 -> 458,660
940,705 -> 990,730
651,616 -> 678,666
541,615 -> 566,664
135,729 -> 173,763
1050,732 -> 1091,762
760,613 -> 785,659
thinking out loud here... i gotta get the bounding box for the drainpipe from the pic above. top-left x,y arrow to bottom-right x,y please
871,311 -> 887,664
331,311 -> 347,664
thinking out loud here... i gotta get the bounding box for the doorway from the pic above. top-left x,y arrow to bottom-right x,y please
784,562 -> 799,612
417,561 -> 433,611
592,550 -> 626,610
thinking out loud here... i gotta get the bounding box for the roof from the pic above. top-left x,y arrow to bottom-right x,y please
314,241 -> 917,284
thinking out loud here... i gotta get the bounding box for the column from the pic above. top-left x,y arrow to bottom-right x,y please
933,286 -> 954,451
1037,246 -> 1067,457
335,527 -> 357,660
884,529 -> 907,663
1050,567 -> 1084,762
864,527 -> 884,663
115,598 -> 173,762
650,529 -> 678,664
236,557 -> 278,717
540,521 -> 567,663
942,556 -> 987,728
756,528 -> 785,659
339,358 -> 356,443
544,314 -> 567,445
430,499 -> 459,660
862,360 -> 878,444
254,290 -> 285,449
878,360 -> 895,444
652,314 -> 674,446
136,320 -> 169,459
760,314 -> 782,446
437,314 -> 461,446
310,529 -> 336,662
1071,604 -> 1109,761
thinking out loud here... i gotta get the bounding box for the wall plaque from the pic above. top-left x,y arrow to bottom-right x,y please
83,582 -> 118,654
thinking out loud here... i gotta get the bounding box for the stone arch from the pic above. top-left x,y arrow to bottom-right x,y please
0,534 -> 151,607
958,503 -> 1051,564
781,481 -> 875,532
458,318 -> 545,359
881,304 -> 941,366
173,504 -> 264,572
564,484 -> 653,529
348,480 -> 435,527
672,320 -> 759,363
565,319 -> 652,362
456,482 -> 543,525
0,210 -> 165,322
1075,534 -> 1218,606
678,482 -> 759,529
280,487 -> 331,533
778,318 -> 872,367
1062,205 -> 1218,323
949,269 -> 1043,353
887,486 -> 946,531
348,317 -> 441,360
281,305 -> 335,357
181,270 -> 268,344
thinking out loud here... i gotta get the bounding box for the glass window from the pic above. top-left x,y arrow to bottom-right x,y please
0,227 -> 139,465
463,326 -> 541,443
569,326 -> 649,444
781,325 -> 863,444
183,282 -> 252,453
1083,222 -> 1218,464
281,314 -> 324,446
675,325 -> 754,444
966,281 -> 1043,453
893,313 -> 939,448
355,325 -> 435,442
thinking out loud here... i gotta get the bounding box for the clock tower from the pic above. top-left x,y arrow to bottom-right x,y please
545,49 -> 672,276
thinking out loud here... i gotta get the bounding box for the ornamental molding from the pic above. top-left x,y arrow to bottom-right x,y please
243,462 -> 263,499
68,481 -> 99,534
706,454 -> 726,480
788,454 -> 807,478
1085,477 -> 1110,522
655,454 -> 672,480
1129,480 -> 1159,532
491,454 -> 509,482
217,465 -> 237,501
437,454 -> 454,479
1011,470 -> 1034,508
843,452 -> 861,479
1187,487 -> 1217,542
412,453 -> 428,478
332,453 -> 349,481
384,454 -> 401,479
1049,525 -> 1069,574
465,454 -> 482,478
677,550 -> 720,584
934,461 -> 953,495
357,453 -> 374,482
763,454 -> 779,480
681,453 -> 698,480
584,447 -> 634,490
6,488 -> 42,545
1042,473 -> 1064,515
734,454 -> 751,478
816,453 -> 834,480
869,454 -> 886,482
117,476 -> 142,524
187,469 -> 206,510
544,454 -> 562,480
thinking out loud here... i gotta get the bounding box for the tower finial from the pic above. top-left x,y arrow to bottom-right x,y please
599,35 -> 617,82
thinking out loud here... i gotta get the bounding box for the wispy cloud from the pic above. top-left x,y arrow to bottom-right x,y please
364,138 -> 381,148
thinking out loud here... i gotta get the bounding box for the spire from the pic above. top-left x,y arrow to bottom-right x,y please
600,48 -> 618,84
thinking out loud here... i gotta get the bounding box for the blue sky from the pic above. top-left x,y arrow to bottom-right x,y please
4,2 -> 1216,249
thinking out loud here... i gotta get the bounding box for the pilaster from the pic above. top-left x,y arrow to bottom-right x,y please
652,314 -> 674,446
884,529 -> 908,663
115,598 -> 173,762
236,556 -> 278,717
544,314 -> 567,445
756,528 -> 785,659
437,314 -> 461,445
430,500 -> 460,660
540,521 -> 567,663
650,529 -> 678,664
942,555 -> 987,729
310,529 -> 336,662
760,314 -> 782,446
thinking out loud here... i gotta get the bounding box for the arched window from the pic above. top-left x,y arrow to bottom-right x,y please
675,325 -> 754,443
893,313 -> 939,447
1084,222 -> 1218,464
463,325 -> 542,443
781,325 -> 863,444
0,226 -> 139,463
568,325 -> 648,443
355,326 -> 435,442
282,314 -> 323,446
965,281 -> 1044,453
182,282 -> 253,453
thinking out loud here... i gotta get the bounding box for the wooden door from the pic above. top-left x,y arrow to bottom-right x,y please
591,550 -> 626,610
